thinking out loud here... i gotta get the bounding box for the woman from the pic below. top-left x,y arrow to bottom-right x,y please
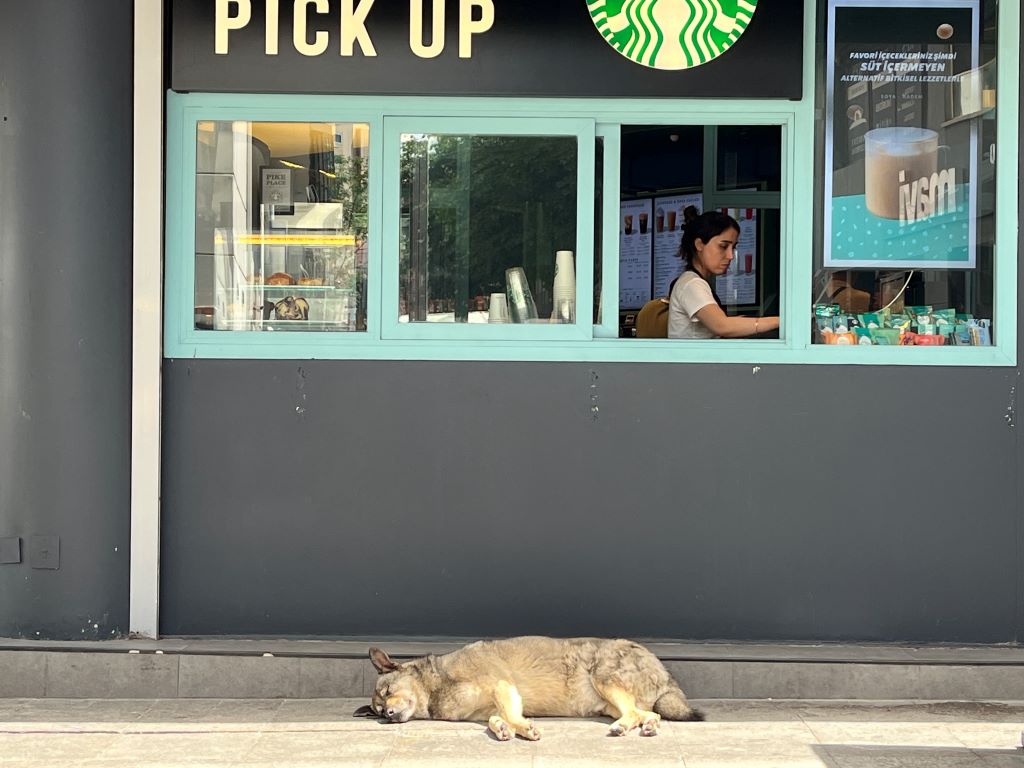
667,211 -> 780,339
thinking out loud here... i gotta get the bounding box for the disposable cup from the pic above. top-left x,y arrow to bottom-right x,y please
553,250 -> 576,301
488,293 -> 509,323
553,298 -> 575,324
505,267 -> 538,323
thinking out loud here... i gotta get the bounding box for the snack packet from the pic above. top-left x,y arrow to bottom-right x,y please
905,305 -> 933,319
869,328 -> 901,345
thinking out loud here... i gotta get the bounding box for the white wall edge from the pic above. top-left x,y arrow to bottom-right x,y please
130,0 -> 164,639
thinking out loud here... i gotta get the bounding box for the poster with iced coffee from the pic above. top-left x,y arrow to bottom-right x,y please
652,193 -> 703,299
715,208 -> 759,306
824,0 -> 979,269
619,198 -> 654,309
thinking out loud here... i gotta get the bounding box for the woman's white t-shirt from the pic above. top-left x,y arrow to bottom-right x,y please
667,271 -> 718,339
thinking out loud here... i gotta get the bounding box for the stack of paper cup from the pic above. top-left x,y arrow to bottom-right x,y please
488,292 -> 510,323
505,267 -> 538,323
552,250 -> 576,320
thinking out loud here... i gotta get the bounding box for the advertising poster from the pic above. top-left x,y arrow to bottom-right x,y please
619,199 -> 654,309
652,193 -> 704,299
824,0 -> 979,269
716,208 -> 759,306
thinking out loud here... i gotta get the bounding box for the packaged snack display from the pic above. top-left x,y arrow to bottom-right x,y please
814,303 -> 992,347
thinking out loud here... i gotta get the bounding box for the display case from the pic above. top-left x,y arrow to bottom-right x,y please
209,203 -> 366,332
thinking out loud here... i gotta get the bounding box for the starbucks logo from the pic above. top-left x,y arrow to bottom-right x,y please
587,0 -> 759,71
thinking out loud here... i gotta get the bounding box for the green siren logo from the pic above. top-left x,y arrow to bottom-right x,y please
587,0 -> 759,70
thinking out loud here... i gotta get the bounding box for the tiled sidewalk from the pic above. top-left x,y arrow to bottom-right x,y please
0,698 -> 1022,767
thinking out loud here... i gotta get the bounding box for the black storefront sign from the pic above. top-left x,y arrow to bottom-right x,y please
171,0 -> 804,99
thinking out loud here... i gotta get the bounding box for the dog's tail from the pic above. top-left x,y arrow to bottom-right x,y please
653,689 -> 705,722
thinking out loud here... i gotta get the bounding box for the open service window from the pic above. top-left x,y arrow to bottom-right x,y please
381,117 -> 596,342
609,123 -> 784,342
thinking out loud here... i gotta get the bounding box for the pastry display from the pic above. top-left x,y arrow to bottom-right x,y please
266,272 -> 295,286
298,277 -> 323,286
273,296 -> 310,321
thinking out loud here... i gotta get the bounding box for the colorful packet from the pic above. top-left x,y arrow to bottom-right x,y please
869,328 -> 901,345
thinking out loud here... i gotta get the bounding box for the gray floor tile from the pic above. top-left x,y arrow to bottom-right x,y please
95,731 -> 259,762
0,732 -> 118,762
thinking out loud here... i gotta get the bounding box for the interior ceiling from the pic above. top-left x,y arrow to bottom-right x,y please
251,122 -> 336,158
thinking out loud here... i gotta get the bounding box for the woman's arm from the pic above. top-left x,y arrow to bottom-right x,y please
694,303 -> 780,338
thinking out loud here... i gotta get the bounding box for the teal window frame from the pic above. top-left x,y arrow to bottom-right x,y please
381,116 -> 596,343
163,3 -> 1018,366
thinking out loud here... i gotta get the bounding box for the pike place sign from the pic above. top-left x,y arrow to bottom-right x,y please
171,0 -> 801,98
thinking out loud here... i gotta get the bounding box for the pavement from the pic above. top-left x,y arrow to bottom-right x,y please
1,698 -> 1023,767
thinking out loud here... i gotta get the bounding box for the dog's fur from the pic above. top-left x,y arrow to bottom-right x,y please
354,636 -> 703,740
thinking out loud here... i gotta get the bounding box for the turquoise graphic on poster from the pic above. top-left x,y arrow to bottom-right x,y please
587,0 -> 759,70
830,186 -> 971,266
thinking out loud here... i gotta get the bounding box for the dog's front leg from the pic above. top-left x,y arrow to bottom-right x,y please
491,680 -> 541,741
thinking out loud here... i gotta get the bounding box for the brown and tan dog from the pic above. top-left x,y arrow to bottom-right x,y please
354,636 -> 703,740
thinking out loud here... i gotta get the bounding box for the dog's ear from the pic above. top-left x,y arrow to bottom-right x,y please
352,704 -> 377,718
369,647 -> 402,674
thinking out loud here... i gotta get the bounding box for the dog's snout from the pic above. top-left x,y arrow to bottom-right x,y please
385,706 -> 396,718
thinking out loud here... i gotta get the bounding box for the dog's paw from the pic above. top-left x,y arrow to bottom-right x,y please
641,716 -> 660,737
608,723 -> 629,737
518,721 -> 542,741
488,716 -> 512,741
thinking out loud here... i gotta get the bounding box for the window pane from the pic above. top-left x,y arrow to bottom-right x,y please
717,126 -> 782,192
813,1 -> 997,347
194,121 -> 369,332
398,134 -> 578,324
618,125 -> 780,339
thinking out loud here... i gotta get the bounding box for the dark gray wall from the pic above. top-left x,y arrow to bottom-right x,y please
160,354 -> 1020,642
0,1 -> 133,638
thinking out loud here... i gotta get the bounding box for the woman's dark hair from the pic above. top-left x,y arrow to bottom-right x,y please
678,210 -> 741,268
667,211 -> 741,302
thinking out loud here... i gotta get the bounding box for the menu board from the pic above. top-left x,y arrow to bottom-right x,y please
652,193 -> 704,299
619,199 -> 654,309
715,208 -> 759,307
824,0 -> 979,268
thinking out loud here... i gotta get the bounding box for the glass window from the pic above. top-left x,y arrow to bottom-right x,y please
398,133 -> 578,326
716,125 -> 783,192
194,121 -> 369,332
813,0 -> 998,348
617,125 -> 782,338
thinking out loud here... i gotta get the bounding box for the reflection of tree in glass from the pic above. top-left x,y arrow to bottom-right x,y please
400,135 -> 577,318
320,153 -> 369,312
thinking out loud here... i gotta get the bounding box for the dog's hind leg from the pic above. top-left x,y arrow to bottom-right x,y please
595,684 -> 661,737
492,680 -> 541,741
487,715 -> 513,741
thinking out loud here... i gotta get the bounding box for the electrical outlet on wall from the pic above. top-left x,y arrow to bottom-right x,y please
29,536 -> 59,570
0,537 -> 21,564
